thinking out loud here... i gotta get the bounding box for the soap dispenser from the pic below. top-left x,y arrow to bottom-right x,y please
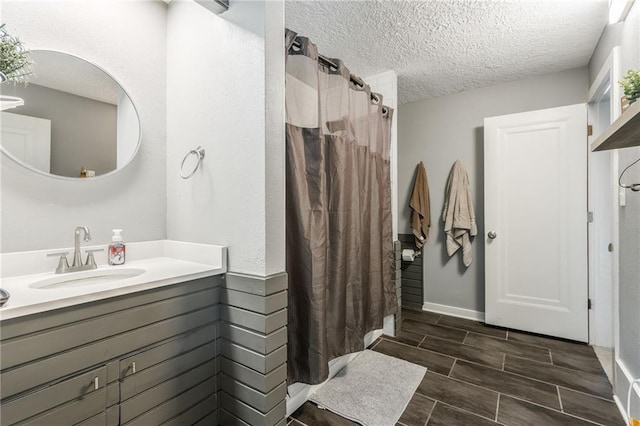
108,229 -> 126,265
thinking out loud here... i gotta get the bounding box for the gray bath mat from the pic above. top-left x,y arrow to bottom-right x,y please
309,349 -> 427,425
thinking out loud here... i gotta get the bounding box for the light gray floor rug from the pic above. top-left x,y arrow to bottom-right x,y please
309,349 -> 427,425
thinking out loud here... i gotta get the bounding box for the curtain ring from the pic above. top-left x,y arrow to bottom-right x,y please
180,146 -> 205,179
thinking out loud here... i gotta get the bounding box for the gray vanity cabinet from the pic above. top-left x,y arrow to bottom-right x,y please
1,365 -> 109,425
0,276 -> 221,425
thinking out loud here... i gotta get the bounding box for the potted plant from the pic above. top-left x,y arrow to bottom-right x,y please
619,68 -> 640,105
0,24 -> 34,84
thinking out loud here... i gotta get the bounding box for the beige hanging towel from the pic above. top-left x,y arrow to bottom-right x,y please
442,160 -> 477,267
410,161 -> 431,248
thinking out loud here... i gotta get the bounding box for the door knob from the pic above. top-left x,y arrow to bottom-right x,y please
488,231 -> 497,239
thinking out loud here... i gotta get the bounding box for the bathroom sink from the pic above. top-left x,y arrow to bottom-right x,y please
30,268 -> 145,290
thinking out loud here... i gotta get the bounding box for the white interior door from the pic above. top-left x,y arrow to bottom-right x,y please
1,112 -> 52,173
484,104 -> 588,342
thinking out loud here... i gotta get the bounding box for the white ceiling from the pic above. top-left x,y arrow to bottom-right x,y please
285,0 -> 609,104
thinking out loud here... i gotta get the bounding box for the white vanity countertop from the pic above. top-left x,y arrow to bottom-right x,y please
0,240 -> 227,321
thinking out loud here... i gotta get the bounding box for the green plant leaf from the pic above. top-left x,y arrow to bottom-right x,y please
0,24 -> 34,85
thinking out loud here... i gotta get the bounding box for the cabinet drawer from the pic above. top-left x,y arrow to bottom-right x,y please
2,288 -> 218,370
119,323 -> 216,380
121,341 -> 216,401
1,306 -> 217,400
1,366 -> 107,426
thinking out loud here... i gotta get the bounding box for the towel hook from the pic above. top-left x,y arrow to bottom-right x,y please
180,146 -> 205,179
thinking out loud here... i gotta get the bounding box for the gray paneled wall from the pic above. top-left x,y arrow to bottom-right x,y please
399,233 -> 424,311
219,272 -> 288,426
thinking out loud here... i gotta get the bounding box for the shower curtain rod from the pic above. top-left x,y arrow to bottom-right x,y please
290,39 -> 386,109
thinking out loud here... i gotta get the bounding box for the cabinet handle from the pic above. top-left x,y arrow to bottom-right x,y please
131,362 -> 136,374
94,377 -> 99,391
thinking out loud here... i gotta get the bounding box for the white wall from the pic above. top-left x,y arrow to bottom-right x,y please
1,0 -> 167,252
263,0 -> 286,276
398,67 -> 588,314
166,0 -> 285,276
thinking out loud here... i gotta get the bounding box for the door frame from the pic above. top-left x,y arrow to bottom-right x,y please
587,52 -> 615,349
587,47 -> 621,378
484,104 -> 589,342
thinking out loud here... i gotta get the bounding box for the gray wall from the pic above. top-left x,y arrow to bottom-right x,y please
588,22 -> 623,87
1,1 -> 167,252
10,83 -> 117,177
397,67 -> 588,313
589,0 -> 640,417
619,147 -> 640,395
617,3 -> 640,416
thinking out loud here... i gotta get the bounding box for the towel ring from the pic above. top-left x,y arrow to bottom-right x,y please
180,146 -> 205,179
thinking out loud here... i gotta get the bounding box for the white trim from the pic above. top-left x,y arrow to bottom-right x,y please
609,0 -> 636,23
588,50 -> 616,102
615,357 -> 640,421
587,49 -> 618,348
422,302 -> 485,322
383,314 -> 396,337
614,395 -> 628,424
609,46 -> 622,395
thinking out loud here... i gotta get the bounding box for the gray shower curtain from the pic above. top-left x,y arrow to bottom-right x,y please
285,30 -> 397,385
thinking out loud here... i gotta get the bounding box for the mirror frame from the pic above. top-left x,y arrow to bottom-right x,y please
0,49 -> 142,181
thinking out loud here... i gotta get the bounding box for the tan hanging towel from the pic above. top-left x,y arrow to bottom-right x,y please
410,161 -> 431,248
442,160 -> 477,267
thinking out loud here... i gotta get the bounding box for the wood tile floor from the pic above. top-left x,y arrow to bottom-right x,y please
288,309 -> 625,426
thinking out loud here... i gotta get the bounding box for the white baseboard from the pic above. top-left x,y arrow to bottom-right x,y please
422,302 -> 485,322
615,357 -> 640,422
614,395 -> 628,424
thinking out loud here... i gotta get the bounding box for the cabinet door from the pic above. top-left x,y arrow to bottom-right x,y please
120,361 -> 216,424
0,366 -> 107,426
75,411 -> 107,426
119,323 -> 216,381
120,341 -> 215,401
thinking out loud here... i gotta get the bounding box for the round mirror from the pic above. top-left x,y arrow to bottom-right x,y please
0,50 -> 141,179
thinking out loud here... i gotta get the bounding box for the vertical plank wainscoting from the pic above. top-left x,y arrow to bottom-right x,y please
219,273 -> 288,426
394,240 -> 403,335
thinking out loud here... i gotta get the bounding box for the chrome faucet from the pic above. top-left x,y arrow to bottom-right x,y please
73,226 -> 91,267
47,226 -> 104,274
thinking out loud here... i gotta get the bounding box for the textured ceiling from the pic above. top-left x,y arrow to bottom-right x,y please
285,0 -> 609,104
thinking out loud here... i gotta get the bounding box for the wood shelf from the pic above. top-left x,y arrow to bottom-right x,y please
591,99 -> 640,151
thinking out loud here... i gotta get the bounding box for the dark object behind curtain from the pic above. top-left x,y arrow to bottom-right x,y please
285,31 -> 397,385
